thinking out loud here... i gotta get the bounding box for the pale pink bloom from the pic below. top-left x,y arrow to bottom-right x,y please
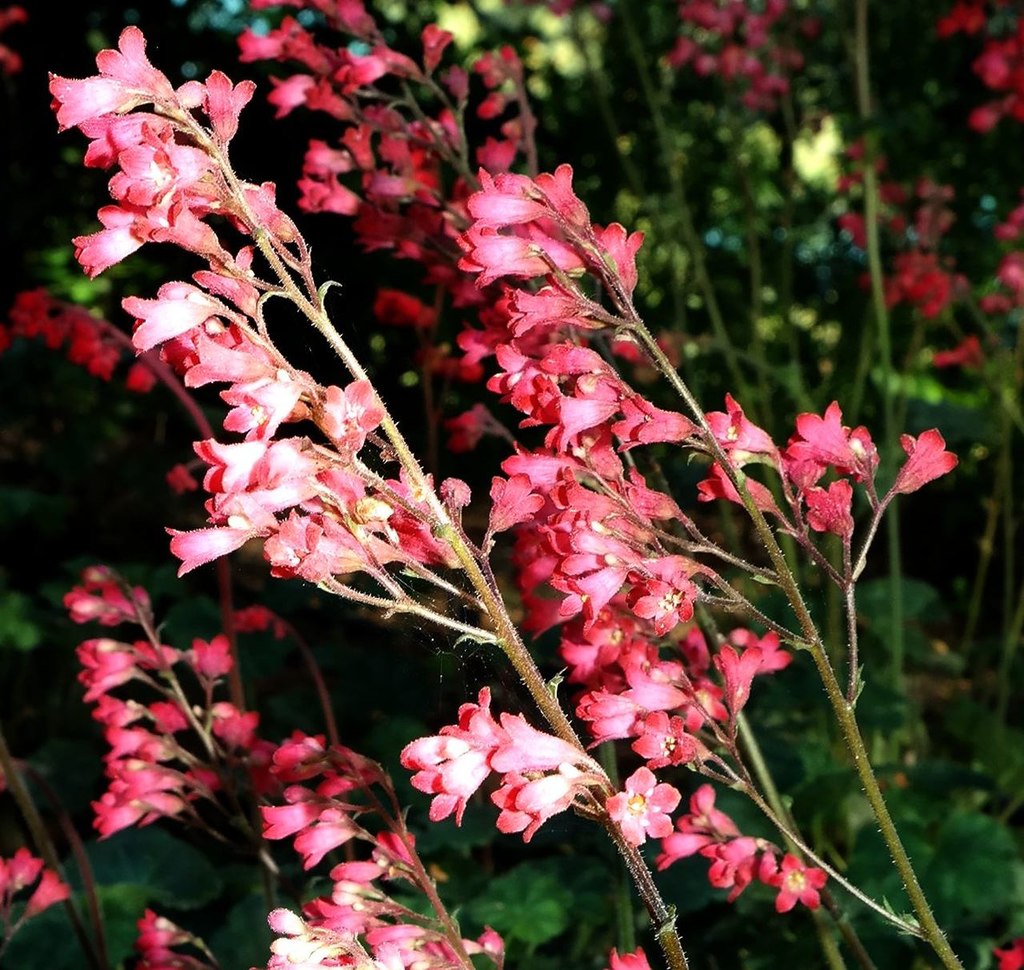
221,374 -> 304,441
292,808 -> 358,870
492,767 -> 580,841
491,713 -> 590,773
400,688 -> 507,824
73,204 -> 145,277
49,26 -> 175,130
124,282 -> 232,352
109,125 -> 212,208
607,767 -> 680,846
170,523 -> 262,576
320,380 -> 384,457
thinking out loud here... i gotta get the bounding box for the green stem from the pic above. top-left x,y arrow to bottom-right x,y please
853,0 -> 904,689
618,0 -> 756,414
628,325 -> 962,969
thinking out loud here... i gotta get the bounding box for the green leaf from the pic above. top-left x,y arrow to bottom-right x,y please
27,737 -> 104,816
926,811 -> 1017,925
0,589 -> 42,652
68,827 -> 223,910
464,864 -> 573,947
858,576 -> 947,626
208,893 -> 274,970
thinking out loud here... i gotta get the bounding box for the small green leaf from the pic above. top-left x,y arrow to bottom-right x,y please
465,865 -> 573,947
68,828 -> 224,910
0,589 -> 42,652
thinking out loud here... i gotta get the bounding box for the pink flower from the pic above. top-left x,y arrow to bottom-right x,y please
0,849 -> 70,919
319,380 -> 384,457
607,767 -> 681,846
123,282 -> 234,353
767,853 -> 827,913
785,402 -> 878,483
891,429 -> 957,495
606,947 -> 653,970
64,566 -> 150,626
492,767 -> 581,842
488,474 -> 544,535
631,711 -> 699,769
657,784 -> 739,870
804,479 -> 854,538
400,688 -> 506,824
49,26 -> 175,131
713,645 -> 763,717
706,394 -> 776,457
25,868 -> 71,918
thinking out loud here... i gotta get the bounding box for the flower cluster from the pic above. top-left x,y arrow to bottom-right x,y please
938,1 -> 1024,131
133,909 -> 217,970
401,687 -> 608,842
2,289 -> 156,391
66,567 -> 274,839
260,732 -> 504,969
666,0 -> 818,112
236,0 -> 539,388
49,27 -> 482,607
658,785 -> 826,913
0,849 -> 70,953
836,151 -> 965,320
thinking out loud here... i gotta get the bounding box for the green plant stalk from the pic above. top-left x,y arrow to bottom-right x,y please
618,0 -> 757,417
598,743 -> 637,958
0,724 -> 104,970
853,0 -> 904,689
627,324 -> 962,969
736,715 -> 874,970
228,180 -> 693,969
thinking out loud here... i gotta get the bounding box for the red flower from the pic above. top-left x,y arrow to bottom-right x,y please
995,938 -> 1024,970
891,429 -> 957,495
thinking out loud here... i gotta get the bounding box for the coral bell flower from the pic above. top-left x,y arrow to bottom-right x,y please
607,767 -> 681,847
768,854 -> 827,912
